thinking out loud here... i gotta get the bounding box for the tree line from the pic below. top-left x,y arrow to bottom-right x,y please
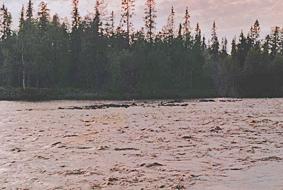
0,0 -> 282,98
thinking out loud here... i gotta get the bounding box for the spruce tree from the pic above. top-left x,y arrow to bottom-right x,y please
237,31 -> 248,65
120,0 -> 135,44
194,23 -> 201,48
144,0 -> 156,43
280,28 -> 283,55
70,0 -> 82,86
202,36 -> 206,51
109,11 -> 115,36
262,34 -> 271,56
182,7 -> 192,49
0,5 -> 12,40
231,38 -> 237,58
221,38 -> 228,56
93,0 -> 103,36
270,26 -> 280,57
19,6 -> 25,30
38,1 -> 50,32
26,0 -> 33,21
178,23 -> 182,39
162,6 -> 175,41
210,21 -> 219,56
0,0 -> 281,97
52,14 -> 60,27
168,6 -> 175,38
72,0 -> 80,30
18,5 -> 27,89
183,7 -> 190,36
250,20 -> 260,48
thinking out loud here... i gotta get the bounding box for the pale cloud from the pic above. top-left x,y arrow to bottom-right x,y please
3,0 -> 283,42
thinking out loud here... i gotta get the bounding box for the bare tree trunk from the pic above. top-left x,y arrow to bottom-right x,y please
190,69 -> 193,89
21,39 -> 26,90
126,4 -> 130,44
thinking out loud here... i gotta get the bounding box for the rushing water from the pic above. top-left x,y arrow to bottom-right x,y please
0,99 -> 282,189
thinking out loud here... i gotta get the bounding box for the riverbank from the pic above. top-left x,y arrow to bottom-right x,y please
0,87 -> 282,101
0,87 -> 219,101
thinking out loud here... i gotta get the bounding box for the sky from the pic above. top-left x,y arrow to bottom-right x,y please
2,0 -> 283,43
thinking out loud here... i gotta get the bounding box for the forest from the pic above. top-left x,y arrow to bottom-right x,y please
0,0 -> 282,99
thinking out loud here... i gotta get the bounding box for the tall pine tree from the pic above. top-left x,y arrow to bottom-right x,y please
144,0 -> 156,43
210,21 -> 219,57
70,0 -> 82,86
120,0 -> 135,44
270,26 -> 280,57
38,1 -> 50,32
0,5 -> 12,40
183,7 -> 190,36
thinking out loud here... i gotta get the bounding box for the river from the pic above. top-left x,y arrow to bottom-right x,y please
0,99 -> 282,189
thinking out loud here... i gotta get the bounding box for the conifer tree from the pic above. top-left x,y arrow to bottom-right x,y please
72,0 -> 80,30
0,5 -> 12,40
182,7 -> 192,49
270,26 -> 280,57
120,0 -> 135,43
70,0 -> 82,86
221,38 -> 228,56
52,14 -> 60,27
38,1 -> 50,32
183,7 -> 190,36
194,23 -> 201,48
20,0 -> 36,88
237,31 -> 248,65
19,6 -> 25,30
178,23 -> 182,39
280,28 -> 283,55
210,21 -> 219,56
93,0 -> 103,35
250,20 -> 260,47
231,38 -> 237,58
144,0 -> 156,43
262,35 -> 271,56
162,6 -> 175,40
18,5 -> 27,89
168,6 -> 175,38
0,1 -> 281,97
26,0 -> 33,22
109,11 -> 115,36
202,36 -> 206,51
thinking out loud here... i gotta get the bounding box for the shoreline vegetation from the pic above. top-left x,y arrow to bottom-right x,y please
0,87 -> 282,101
0,0 -> 282,99
0,87 -> 218,101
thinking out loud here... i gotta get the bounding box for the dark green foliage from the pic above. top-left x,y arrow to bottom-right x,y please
210,21 -> 219,57
26,0 -> 33,21
0,1 -> 282,99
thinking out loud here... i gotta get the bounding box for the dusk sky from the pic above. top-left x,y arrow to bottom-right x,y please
3,0 -> 283,42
